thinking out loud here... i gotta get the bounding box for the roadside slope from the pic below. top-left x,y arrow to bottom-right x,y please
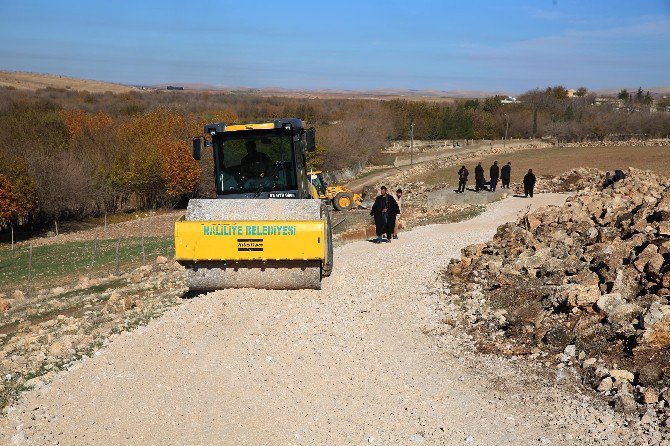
5,194 -> 650,445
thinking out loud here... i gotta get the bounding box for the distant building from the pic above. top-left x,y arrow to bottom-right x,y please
595,97 -> 658,113
166,85 -> 184,90
567,89 -> 576,98
500,96 -> 520,104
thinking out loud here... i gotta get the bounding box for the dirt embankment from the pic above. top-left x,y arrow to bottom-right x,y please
0,256 -> 186,410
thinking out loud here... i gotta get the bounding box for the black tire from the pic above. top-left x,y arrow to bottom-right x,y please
321,204 -> 334,278
333,192 -> 354,211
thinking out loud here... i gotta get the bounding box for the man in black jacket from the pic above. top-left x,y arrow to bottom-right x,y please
500,161 -> 511,188
457,165 -> 468,193
370,186 -> 400,243
474,163 -> 485,192
489,161 -> 500,192
523,169 -> 536,198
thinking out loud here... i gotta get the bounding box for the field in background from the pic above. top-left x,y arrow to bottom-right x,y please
0,71 -> 138,94
416,145 -> 670,186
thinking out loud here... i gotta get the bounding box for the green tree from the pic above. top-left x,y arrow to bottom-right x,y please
618,89 -> 630,101
575,87 -> 588,97
482,96 -> 502,113
548,85 -> 568,99
564,105 -> 574,121
635,87 -> 644,103
306,143 -> 327,171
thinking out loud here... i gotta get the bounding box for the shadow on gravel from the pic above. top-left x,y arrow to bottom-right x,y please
180,290 -> 204,300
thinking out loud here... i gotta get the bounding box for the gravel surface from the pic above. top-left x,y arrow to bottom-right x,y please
4,193 -> 662,445
185,199 -> 322,221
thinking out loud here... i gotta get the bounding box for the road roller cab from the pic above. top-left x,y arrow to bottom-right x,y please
175,119 -> 333,290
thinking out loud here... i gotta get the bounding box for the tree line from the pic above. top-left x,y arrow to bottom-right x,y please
1,85 -> 669,231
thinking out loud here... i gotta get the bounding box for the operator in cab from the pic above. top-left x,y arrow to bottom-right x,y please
241,140 -> 272,178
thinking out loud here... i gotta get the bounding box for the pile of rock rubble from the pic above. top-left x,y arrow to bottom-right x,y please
512,167 -> 608,195
562,139 -> 670,148
445,168 -> 670,426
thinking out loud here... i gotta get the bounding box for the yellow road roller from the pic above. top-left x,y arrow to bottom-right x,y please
175,118 -> 333,290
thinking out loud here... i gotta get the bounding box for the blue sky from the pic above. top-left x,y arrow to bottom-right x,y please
0,0 -> 668,92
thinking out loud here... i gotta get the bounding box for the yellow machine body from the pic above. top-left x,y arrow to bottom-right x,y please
175,219 -> 326,262
178,118 -> 333,290
308,171 -> 364,210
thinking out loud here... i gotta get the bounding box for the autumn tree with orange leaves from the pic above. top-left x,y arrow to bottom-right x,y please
0,173 -> 34,229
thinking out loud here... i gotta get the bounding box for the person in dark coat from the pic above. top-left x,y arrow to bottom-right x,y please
370,186 -> 400,243
500,161 -> 511,188
474,162 -> 485,192
603,171 -> 612,188
523,169 -> 536,198
489,161 -> 500,192
457,165 -> 468,193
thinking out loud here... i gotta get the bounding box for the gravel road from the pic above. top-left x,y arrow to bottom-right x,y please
3,194 -> 659,445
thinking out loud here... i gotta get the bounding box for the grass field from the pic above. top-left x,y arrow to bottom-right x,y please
417,145 -> 670,186
0,236 -> 173,293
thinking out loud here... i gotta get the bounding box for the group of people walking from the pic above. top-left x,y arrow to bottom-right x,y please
368,160 -> 540,244
457,161 -> 536,197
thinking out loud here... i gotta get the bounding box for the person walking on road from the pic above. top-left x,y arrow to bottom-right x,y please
501,161 -> 511,188
474,162 -> 485,192
392,188 -> 403,239
370,186 -> 400,243
457,166 -> 469,193
523,169 -> 536,198
489,161 -> 500,192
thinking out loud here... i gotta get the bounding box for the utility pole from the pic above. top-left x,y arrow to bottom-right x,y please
410,122 -> 415,169
504,113 -> 509,149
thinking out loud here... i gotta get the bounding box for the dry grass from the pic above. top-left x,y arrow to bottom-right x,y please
0,71 -> 138,93
417,145 -> 670,186
0,236 -> 174,294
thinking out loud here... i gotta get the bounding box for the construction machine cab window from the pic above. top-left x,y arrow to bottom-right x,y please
213,130 -> 298,195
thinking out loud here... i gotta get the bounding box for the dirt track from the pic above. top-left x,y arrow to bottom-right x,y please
3,194 -> 658,445
345,140 -> 546,194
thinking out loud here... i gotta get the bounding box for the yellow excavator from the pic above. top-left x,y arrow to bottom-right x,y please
174,119 -> 333,290
309,171 -> 365,211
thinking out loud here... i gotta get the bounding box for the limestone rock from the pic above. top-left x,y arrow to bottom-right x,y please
544,326 -> 573,347
609,369 -> 634,383
595,293 -> 624,314
597,377 -> 613,392
614,393 -> 638,414
561,284 -> 601,308
638,363 -> 664,386
642,388 -> 659,405
634,244 -> 658,273
639,313 -> 670,350
641,302 -> 670,330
